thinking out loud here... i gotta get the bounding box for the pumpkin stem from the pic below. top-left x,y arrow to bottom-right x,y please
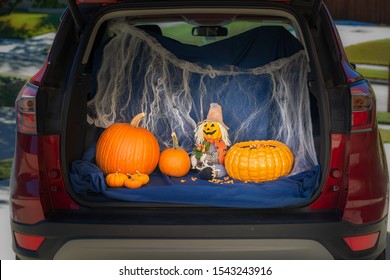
127,173 -> 135,181
130,112 -> 146,127
171,132 -> 179,150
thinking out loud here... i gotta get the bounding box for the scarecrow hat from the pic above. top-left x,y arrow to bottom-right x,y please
203,103 -> 229,130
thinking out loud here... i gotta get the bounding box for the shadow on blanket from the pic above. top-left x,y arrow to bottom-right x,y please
70,143 -> 320,208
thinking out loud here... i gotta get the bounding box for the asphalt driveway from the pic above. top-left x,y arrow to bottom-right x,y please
0,107 -> 15,160
0,33 -> 55,77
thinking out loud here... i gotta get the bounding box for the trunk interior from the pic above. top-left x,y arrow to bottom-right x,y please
61,4 -> 328,209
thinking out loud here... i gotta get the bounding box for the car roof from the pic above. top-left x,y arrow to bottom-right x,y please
64,0 -> 322,34
76,0 -> 294,3
71,0 -> 320,9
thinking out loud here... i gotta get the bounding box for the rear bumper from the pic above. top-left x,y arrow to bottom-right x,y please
53,239 -> 334,259
11,211 -> 388,260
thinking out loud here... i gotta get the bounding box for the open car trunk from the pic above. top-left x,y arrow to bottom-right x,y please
63,2 -> 326,209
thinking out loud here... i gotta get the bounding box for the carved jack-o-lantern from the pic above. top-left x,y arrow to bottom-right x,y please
225,140 -> 294,182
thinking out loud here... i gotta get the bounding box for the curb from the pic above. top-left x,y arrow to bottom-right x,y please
369,79 -> 389,85
0,179 -> 10,188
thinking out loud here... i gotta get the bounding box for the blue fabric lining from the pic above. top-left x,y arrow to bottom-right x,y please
70,143 -> 321,208
70,155 -> 320,208
152,26 -> 303,68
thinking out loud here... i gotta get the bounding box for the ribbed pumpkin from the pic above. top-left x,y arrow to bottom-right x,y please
105,171 -> 128,188
123,175 -> 143,189
158,132 -> 191,177
96,113 -> 160,175
225,140 -> 294,183
132,171 -> 150,185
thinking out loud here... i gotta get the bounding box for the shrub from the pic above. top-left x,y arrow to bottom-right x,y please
0,75 -> 27,107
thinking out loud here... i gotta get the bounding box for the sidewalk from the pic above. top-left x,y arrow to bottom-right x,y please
336,23 -> 390,47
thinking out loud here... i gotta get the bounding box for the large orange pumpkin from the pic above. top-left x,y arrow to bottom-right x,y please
158,132 -> 191,177
96,113 -> 160,175
225,140 -> 294,183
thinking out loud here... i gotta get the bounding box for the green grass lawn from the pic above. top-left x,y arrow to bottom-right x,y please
377,112 -> 390,125
0,12 -> 61,39
376,112 -> 390,143
345,39 -> 390,66
0,158 -> 12,180
356,67 -> 388,81
379,129 -> 390,143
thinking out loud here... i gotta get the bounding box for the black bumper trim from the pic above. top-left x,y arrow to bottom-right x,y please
11,212 -> 388,260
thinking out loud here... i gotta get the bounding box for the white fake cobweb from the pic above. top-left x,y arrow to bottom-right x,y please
87,22 -> 318,174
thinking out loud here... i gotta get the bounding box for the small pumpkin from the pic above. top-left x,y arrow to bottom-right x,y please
96,113 -> 160,175
123,175 -> 143,189
105,171 -> 128,188
225,140 -> 294,183
159,132 -> 191,177
133,171 -> 150,185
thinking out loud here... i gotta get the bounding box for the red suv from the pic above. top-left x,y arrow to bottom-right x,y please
11,0 -> 388,259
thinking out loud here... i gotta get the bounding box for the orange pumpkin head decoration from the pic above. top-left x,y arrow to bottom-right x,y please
96,113 -> 160,175
202,121 -> 222,140
159,132 -> 191,177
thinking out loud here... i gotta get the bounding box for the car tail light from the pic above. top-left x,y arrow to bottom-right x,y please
14,232 -> 45,251
16,83 -> 38,135
343,232 -> 379,251
351,80 -> 375,132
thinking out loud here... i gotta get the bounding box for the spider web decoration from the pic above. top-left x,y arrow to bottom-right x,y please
87,22 -> 318,174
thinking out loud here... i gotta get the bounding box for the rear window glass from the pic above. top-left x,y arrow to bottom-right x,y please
133,19 -> 297,46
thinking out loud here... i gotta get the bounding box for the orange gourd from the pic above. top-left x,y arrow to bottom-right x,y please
105,171 -> 128,188
158,132 -> 191,177
225,140 -> 294,183
132,171 -> 150,185
96,113 -> 160,175
123,175 -> 143,189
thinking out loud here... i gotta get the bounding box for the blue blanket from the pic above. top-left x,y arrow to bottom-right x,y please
152,25 -> 303,68
70,144 -> 320,208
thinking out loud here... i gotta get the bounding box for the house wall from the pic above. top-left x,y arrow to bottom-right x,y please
323,0 -> 390,25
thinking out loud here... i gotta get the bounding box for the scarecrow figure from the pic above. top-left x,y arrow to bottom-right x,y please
191,103 -> 231,180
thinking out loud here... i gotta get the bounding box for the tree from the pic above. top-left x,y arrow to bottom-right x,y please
31,0 -> 63,8
0,0 -> 62,14
0,0 -> 23,14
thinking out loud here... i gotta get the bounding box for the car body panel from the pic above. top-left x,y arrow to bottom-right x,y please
9,0 -> 388,259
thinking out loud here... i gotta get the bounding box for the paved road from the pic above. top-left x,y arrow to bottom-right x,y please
0,33 -> 55,77
0,107 -> 16,159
